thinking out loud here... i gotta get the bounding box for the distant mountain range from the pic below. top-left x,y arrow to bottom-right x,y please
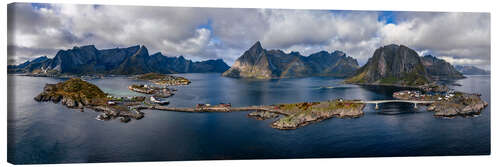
8,45 -> 230,75
222,41 -> 359,79
454,65 -> 490,75
421,55 -> 465,80
345,44 -> 465,86
8,42 -> 478,84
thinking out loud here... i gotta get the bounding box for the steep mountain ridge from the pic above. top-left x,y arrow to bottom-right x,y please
9,45 -> 230,75
345,44 -> 465,86
222,41 -> 360,79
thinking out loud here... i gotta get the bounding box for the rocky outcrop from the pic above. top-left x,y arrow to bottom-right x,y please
270,100 -> 365,130
345,44 -> 430,86
454,65 -> 490,75
247,111 -> 280,120
34,78 -> 107,108
9,45 -> 230,75
428,93 -> 488,117
421,55 -> 465,80
222,41 -> 359,79
34,78 -> 146,123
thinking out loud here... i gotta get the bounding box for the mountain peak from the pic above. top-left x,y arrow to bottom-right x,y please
73,45 -> 97,51
249,41 -> 263,52
223,42 -> 359,79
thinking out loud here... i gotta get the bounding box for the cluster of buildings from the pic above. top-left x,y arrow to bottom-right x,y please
393,90 -> 457,101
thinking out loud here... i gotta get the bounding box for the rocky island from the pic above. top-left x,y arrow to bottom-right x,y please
34,78 -> 146,122
135,73 -> 191,86
393,90 -> 488,117
269,100 -> 365,129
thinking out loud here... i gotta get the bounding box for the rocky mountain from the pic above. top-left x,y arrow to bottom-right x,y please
8,45 -> 230,75
222,41 -> 359,79
345,44 -> 467,86
454,65 -> 490,75
345,44 -> 430,86
421,55 -> 465,80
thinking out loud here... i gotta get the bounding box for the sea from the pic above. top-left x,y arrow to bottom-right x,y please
7,74 -> 490,164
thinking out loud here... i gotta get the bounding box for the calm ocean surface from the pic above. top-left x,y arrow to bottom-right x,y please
7,74 -> 490,164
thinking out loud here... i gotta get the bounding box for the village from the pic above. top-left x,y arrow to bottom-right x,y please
392,90 -> 457,101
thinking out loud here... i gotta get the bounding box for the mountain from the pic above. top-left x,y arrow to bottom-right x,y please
345,44 -> 430,86
454,65 -> 490,75
8,45 -> 230,75
222,41 -> 359,79
345,44 -> 467,86
421,55 -> 465,80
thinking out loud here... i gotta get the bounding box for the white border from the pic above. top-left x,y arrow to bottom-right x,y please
1,0 -> 498,167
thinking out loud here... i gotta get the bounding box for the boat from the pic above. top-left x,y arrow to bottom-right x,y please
150,96 -> 169,105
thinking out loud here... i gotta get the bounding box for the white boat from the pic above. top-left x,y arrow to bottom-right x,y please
150,96 -> 169,105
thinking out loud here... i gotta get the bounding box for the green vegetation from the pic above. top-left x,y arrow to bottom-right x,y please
273,100 -> 364,128
136,73 -> 166,80
136,73 -> 191,85
42,78 -> 108,105
344,70 -> 367,83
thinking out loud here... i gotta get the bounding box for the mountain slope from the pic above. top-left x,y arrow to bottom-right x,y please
222,41 -> 359,79
454,65 -> 490,75
345,44 -> 467,86
345,44 -> 430,86
421,55 -> 465,80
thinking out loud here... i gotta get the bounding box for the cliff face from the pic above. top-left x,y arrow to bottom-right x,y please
222,41 -> 359,79
345,44 -> 430,86
454,65 -> 490,75
345,44 -> 468,86
421,55 -> 465,80
9,45 -> 230,75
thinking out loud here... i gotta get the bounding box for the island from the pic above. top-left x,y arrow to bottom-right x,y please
393,90 -> 488,117
34,78 -> 146,122
134,73 -> 191,86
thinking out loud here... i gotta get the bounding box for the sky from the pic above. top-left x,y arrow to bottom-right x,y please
7,3 -> 491,70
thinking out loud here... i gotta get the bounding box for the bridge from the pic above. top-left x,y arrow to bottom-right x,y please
353,100 -> 436,109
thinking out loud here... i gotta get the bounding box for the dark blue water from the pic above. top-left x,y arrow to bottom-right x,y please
7,74 -> 490,164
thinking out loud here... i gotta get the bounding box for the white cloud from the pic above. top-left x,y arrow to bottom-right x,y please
7,3 -> 490,69
380,12 -> 490,67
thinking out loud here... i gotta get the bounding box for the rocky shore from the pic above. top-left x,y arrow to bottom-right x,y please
427,93 -> 488,117
270,100 -> 365,130
393,89 -> 488,117
247,111 -> 279,120
135,73 -> 191,86
128,84 -> 176,97
34,78 -> 146,122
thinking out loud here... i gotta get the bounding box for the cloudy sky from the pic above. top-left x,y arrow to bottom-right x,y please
7,3 -> 491,69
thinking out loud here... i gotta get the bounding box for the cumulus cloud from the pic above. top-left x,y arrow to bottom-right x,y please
7,3 -> 490,69
380,12 -> 490,69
